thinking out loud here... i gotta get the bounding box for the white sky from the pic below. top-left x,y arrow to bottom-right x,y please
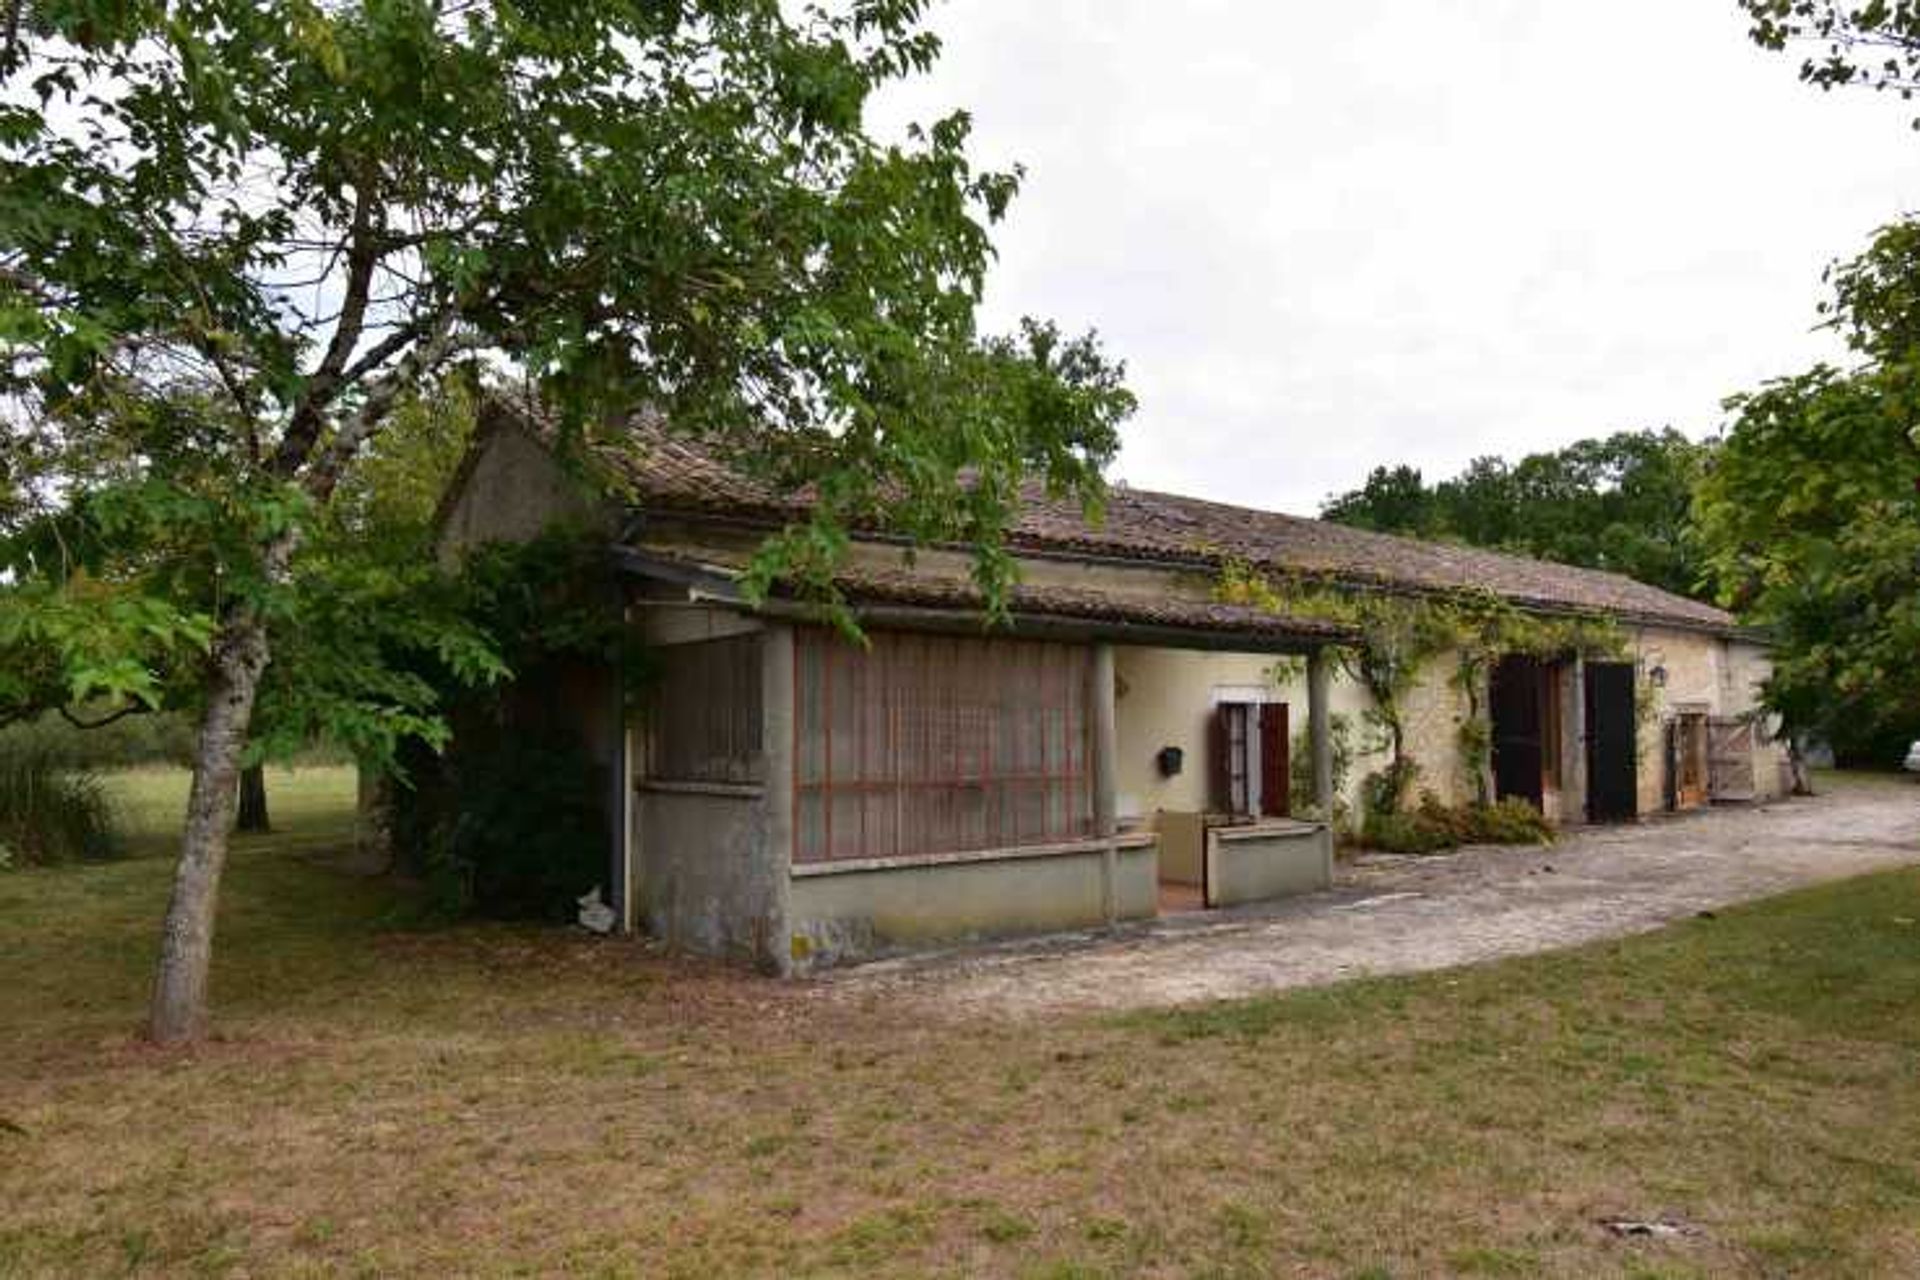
872,1 -> 1920,513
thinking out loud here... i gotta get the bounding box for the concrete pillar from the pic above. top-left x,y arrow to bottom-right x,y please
618,722 -> 636,934
1308,646 -> 1334,822
1091,641 -> 1119,925
759,622 -> 796,974
610,607 -> 634,933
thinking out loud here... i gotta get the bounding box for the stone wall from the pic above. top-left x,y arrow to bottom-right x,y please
1630,625 -> 1788,813
436,421 -> 613,562
1395,649 -> 1478,809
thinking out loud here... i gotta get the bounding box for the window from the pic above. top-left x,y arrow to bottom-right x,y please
1209,701 -> 1290,818
645,633 -> 763,785
793,628 -> 1093,864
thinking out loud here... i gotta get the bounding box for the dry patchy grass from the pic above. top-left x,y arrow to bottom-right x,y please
3,768 -> 1920,1276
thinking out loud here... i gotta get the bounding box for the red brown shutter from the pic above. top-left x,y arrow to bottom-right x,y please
1259,702 -> 1290,817
1209,704 -> 1232,813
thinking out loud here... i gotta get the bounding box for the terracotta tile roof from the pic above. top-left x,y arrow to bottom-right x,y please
826,566 -> 1360,644
1003,485 -> 1737,631
509,401 -> 1736,633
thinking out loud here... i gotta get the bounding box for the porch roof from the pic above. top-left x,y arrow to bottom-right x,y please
614,548 -> 1357,653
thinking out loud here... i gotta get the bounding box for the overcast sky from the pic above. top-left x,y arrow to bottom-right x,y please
872,1 -> 1920,513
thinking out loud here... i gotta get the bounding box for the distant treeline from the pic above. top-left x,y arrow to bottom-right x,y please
0,712 -> 347,772
1319,429 -> 1710,601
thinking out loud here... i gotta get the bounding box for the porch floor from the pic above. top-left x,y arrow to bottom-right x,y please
1157,880 -> 1206,914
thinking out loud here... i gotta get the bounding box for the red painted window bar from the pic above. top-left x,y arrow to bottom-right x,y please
793,628 -> 1095,864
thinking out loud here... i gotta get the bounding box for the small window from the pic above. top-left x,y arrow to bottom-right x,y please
1210,701 -> 1290,818
645,633 -> 763,784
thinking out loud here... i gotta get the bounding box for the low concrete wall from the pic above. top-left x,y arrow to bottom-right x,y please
1205,821 -> 1332,907
635,784 -> 780,968
787,838 -> 1158,970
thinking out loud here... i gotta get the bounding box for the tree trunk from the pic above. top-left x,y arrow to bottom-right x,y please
1788,736 -> 1814,797
236,763 -> 271,833
147,610 -> 272,1045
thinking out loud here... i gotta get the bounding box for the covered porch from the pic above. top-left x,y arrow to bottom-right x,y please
615,550 -> 1355,972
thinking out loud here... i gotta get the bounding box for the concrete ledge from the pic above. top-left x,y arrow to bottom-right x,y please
1206,821 -> 1332,907
788,839 -> 1158,971
1211,819 -> 1322,842
792,831 -> 1156,878
636,779 -> 765,799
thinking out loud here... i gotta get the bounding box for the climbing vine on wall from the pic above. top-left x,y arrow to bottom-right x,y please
1214,560 -> 1628,816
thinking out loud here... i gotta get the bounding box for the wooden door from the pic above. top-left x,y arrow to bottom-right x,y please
1585,662 -> 1638,822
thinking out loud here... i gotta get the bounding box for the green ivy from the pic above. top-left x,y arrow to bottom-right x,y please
1215,559 -> 1627,818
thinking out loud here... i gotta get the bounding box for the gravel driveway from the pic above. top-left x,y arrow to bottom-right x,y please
833,774 -> 1920,1016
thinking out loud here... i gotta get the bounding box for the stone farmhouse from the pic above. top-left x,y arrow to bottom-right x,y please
435,401 -> 1788,973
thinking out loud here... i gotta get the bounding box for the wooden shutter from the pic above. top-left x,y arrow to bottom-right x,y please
1209,704 -> 1232,813
1259,702 -> 1290,817
1708,717 -> 1757,801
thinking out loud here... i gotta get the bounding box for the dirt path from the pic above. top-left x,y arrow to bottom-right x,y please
829,775 -> 1920,1017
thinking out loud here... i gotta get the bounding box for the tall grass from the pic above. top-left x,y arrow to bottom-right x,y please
0,745 -> 120,866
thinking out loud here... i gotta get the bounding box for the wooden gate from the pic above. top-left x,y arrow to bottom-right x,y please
1708,717 -> 1757,802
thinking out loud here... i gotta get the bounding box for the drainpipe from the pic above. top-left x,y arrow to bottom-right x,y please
1308,646 -> 1334,821
1091,641 -> 1119,926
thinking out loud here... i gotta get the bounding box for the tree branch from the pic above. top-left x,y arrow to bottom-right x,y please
59,702 -> 149,731
273,176 -> 382,476
306,313 -> 473,502
338,315 -> 433,385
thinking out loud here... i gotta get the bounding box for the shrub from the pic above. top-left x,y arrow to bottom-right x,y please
0,745 -> 120,865
1360,794 -> 1554,854
1463,796 -> 1555,845
1361,757 -> 1422,819
1361,809 -> 1457,854
411,729 -> 609,921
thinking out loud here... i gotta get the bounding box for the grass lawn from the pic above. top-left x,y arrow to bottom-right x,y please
101,764 -> 359,860
3,772 -> 1920,1276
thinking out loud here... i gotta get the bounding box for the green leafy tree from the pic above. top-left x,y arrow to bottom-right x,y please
0,1 -> 1131,1044
1723,6 -> 1920,760
1696,229 -> 1920,762
1318,464 -> 1442,537
1740,1 -> 1920,108
1320,430 -> 1710,598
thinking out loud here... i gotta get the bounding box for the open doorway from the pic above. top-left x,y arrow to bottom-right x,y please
1490,654 -> 1547,810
